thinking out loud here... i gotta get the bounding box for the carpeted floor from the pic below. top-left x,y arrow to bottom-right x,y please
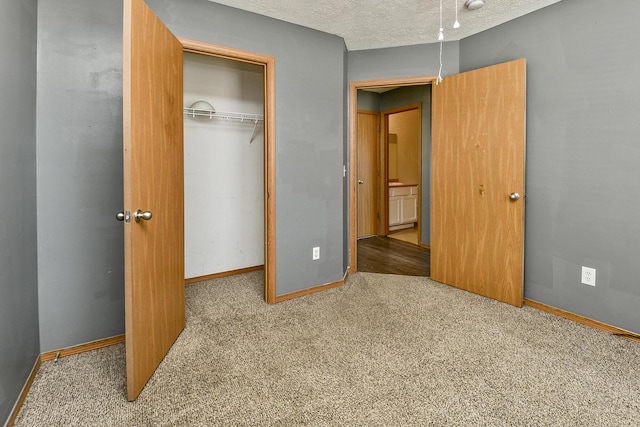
14,271 -> 640,426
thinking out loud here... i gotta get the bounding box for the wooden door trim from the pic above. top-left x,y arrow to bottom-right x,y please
380,103 -> 422,238
179,38 -> 277,303
382,102 -> 421,116
349,77 -> 435,272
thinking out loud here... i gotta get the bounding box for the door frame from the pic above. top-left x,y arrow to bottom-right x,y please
349,76 -> 435,271
180,38 -> 277,303
380,103 -> 422,238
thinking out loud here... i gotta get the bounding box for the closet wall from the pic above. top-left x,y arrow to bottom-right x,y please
183,53 -> 264,279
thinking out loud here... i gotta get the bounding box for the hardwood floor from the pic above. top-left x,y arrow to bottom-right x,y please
357,236 -> 430,277
388,226 -> 419,245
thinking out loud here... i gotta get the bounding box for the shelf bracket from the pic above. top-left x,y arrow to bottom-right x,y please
249,119 -> 259,144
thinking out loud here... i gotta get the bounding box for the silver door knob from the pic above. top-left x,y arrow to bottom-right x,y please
509,192 -> 521,201
116,212 -> 125,221
134,210 -> 153,222
358,180 -> 364,184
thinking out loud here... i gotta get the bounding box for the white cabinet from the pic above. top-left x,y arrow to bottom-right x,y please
402,194 -> 418,223
389,196 -> 402,226
389,185 -> 418,230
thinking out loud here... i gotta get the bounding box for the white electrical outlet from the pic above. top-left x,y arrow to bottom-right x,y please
581,266 -> 596,286
312,247 -> 320,260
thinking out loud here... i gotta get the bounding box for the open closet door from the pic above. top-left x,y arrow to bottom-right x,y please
431,59 -> 526,307
122,0 -> 184,400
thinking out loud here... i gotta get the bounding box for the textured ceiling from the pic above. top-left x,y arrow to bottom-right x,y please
208,0 -> 563,50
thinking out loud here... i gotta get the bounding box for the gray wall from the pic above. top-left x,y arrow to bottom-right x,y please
35,0 -> 346,352
0,0 -> 40,423
380,86 -> 432,245
37,0 -> 125,352
460,0 -> 640,333
348,42 -> 459,82
357,91 -> 380,111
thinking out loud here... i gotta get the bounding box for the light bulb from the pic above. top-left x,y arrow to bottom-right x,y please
453,20 -> 460,29
438,28 -> 444,41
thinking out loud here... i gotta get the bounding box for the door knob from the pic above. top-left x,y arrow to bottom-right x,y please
509,192 -> 521,201
116,212 -> 125,221
358,180 -> 364,184
134,210 -> 153,222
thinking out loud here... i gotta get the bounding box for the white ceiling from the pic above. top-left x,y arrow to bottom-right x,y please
208,0 -> 563,51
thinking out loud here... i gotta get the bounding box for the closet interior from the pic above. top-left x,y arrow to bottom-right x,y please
183,52 -> 265,280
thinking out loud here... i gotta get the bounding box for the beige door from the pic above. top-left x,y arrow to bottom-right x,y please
357,111 -> 380,238
123,0 -> 185,401
431,59 -> 526,307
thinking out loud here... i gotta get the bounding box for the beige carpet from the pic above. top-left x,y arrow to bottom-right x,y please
14,271 -> 640,426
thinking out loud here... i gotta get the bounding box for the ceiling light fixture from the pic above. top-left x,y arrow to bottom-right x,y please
464,0 -> 485,10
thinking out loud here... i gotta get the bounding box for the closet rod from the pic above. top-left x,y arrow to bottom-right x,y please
183,108 -> 264,123
183,108 -> 264,144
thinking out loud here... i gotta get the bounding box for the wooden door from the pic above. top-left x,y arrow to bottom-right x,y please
123,0 -> 185,401
431,59 -> 526,307
357,111 -> 380,238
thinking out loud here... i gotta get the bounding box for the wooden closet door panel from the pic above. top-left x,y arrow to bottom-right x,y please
123,0 -> 185,401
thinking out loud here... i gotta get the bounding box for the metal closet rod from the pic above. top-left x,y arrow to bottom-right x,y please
183,108 -> 264,144
183,108 -> 263,122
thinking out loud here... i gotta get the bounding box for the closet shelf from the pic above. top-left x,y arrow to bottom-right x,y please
184,107 -> 264,143
183,108 -> 264,123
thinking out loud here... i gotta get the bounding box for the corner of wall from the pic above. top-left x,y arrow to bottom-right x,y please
0,0 -> 41,424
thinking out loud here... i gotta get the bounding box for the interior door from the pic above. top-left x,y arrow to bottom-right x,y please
357,111 -> 380,238
431,59 -> 526,307
123,0 -> 185,401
